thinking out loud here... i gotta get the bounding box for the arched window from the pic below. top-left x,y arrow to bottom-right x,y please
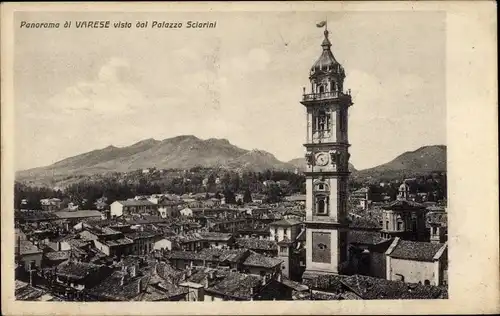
424,279 -> 431,286
317,199 -> 325,214
315,195 -> 329,215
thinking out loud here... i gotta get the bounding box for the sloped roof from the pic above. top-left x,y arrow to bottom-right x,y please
242,251 -> 283,268
115,200 -> 156,207
269,218 -> 302,227
349,230 -> 388,246
235,238 -> 277,251
206,272 -> 262,300
341,274 -> 447,299
55,210 -> 102,219
55,260 -> 102,279
19,240 -> 42,255
389,240 -> 446,261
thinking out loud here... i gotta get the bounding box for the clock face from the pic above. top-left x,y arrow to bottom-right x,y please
315,152 -> 329,166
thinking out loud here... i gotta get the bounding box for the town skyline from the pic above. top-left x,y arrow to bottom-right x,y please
15,11 -> 445,171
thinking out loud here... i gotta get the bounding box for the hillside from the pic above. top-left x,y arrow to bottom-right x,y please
16,135 -> 294,183
353,145 -> 447,182
16,136 -> 446,187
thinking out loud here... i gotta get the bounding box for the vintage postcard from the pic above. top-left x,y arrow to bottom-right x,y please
1,1 -> 498,315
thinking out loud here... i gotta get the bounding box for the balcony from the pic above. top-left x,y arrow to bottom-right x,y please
302,90 -> 352,102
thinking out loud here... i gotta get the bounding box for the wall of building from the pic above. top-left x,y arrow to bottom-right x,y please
370,250 -> 386,279
20,253 -> 43,271
153,239 -> 172,251
110,203 -> 123,217
387,257 -> 437,285
93,239 -> 111,256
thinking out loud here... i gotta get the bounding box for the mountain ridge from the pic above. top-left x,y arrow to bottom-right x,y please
16,136 -> 446,185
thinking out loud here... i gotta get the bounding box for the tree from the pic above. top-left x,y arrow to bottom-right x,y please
243,189 -> 253,203
265,184 -> 282,203
223,188 -> 236,204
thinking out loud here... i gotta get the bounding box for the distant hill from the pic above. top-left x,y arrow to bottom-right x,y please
353,145 -> 447,182
16,135 -> 294,182
16,136 -> 446,186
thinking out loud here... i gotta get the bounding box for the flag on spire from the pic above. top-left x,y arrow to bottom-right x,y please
316,20 -> 327,28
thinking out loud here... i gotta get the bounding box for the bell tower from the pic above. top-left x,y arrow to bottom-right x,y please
301,26 -> 353,276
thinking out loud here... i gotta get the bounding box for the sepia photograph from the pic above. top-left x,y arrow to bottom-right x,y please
1,1 -> 498,315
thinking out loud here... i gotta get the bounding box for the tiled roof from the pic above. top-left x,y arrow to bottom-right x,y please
115,200 -> 156,207
280,278 -> 309,292
15,283 -> 47,301
56,260 -> 102,279
269,218 -> 302,227
206,272 -> 262,300
100,237 -> 134,247
242,251 -> 283,268
389,240 -> 446,261
349,216 -> 381,229
198,232 -> 233,241
348,230 -> 388,246
15,210 -> 59,221
125,230 -> 159,240
19,240 -> 42,255
235,238 -> 277,251
341,274 -> 447,299
55,210 -> 102,219
44,251 -> 71,261
302,271 -> 347,292
200,248 -> 249,263
89,271 -> 146,301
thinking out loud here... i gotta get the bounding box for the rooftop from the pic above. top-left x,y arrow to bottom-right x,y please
115,200 -> 156,207
235,238 -> 277,251
269,218 -> 302,227
206,272 -> 262,300
389,240 -> 446,262
242,251 -> 283,268
348,230 -> 389,246
19,240 -> 42,255
341,274 -> 447,300
55,210 -> 102,219
56,260 -> 102,279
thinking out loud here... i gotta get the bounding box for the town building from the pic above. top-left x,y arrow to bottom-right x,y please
380,187 -> 428,241
110,200 -> 158,218
385,238 -> 448,286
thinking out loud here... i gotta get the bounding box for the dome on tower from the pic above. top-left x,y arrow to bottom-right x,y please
310,29 -> 345,78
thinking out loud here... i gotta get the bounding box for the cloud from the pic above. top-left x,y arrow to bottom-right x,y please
47,57 -> 147,115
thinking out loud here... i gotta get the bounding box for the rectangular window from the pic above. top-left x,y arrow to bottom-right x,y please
385,221 -> 389,230
280,246 -> 287,253
397,222 -> 403,231
284,228 -> 288,235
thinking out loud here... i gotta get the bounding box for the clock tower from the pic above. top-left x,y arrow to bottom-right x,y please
301,26 -> 353,276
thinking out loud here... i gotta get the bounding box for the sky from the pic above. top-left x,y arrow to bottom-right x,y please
14,11 -> 445,171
